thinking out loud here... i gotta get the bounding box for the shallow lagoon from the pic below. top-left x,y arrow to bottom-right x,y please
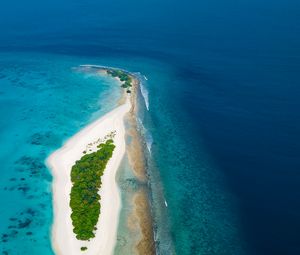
0,52 -> 122,254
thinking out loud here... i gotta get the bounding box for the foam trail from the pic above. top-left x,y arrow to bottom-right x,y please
140,80 -> 149,110
146,132 -> 153,154
137,118 -> 153,153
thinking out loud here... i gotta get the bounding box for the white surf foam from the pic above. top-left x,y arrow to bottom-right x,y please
137,117 -> 153,154
140,81 -> 149,110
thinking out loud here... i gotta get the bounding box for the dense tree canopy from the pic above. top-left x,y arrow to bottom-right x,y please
70,139 -> 115,241
107,69 -> 132,91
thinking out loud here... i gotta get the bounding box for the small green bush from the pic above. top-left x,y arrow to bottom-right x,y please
107,69 -> 132,90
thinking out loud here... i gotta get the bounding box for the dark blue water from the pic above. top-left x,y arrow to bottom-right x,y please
1,0 -> 300,254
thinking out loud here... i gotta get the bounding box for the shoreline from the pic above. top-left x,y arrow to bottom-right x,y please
125,76 -> 156,254
47,66 -> 131,255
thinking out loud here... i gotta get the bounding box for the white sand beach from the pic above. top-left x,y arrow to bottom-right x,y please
47,93 -> 131,255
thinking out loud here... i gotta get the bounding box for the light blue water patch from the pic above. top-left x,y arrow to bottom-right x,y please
0,52 -> 121,254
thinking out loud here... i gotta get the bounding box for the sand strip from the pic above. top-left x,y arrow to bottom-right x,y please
47,94 -> 131,255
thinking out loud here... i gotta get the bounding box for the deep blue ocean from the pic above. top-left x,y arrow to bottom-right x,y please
1,0 -> 300,254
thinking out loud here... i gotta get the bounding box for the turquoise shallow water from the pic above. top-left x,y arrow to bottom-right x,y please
114,155 -> 141,255
0,52 -> 122,254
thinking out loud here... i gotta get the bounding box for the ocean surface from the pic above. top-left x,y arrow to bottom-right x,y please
1,0 -> 300,254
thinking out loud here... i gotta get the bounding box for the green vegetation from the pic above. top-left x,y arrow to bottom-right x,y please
107,69 -> 132,92
70,139 -> 115,240
81,247 -> 87,251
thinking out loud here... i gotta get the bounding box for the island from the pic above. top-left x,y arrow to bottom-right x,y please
47,66 -> 137,254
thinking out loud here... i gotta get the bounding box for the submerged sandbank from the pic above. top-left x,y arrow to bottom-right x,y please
115,76 -> 156,255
